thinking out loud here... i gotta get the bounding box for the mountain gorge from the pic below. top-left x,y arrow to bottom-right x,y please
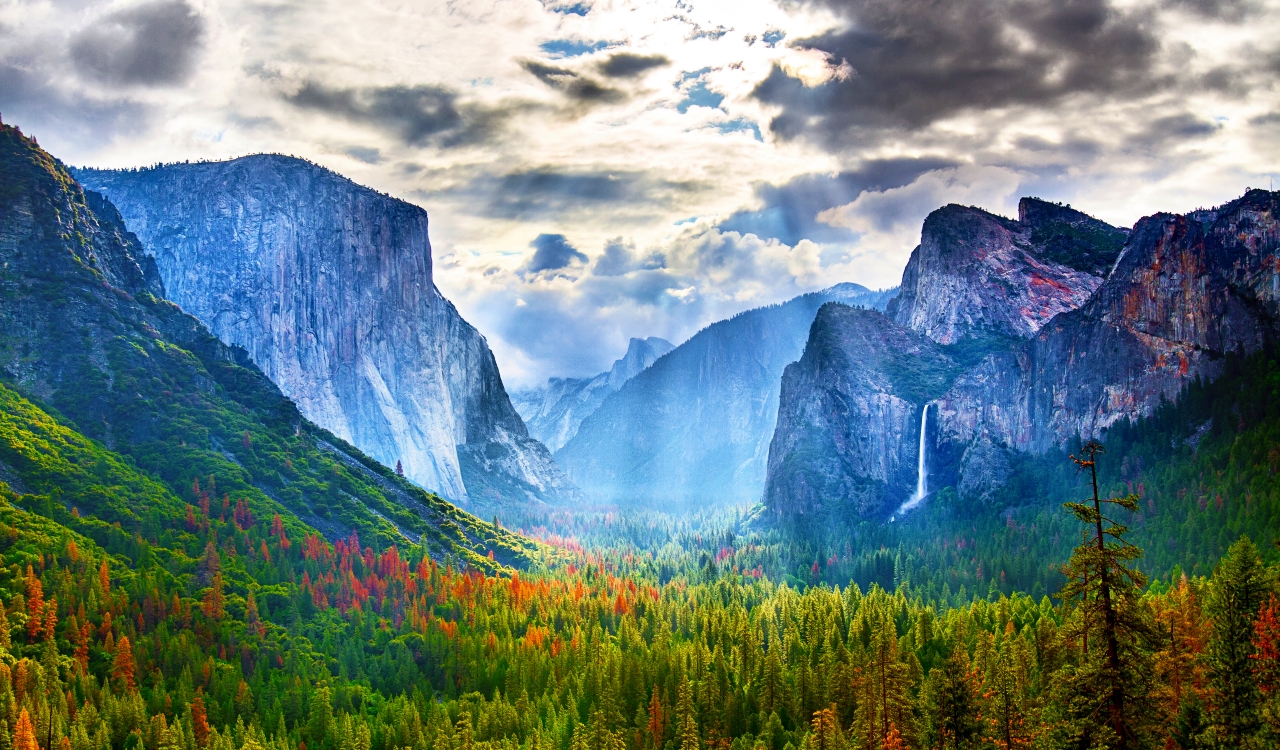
75,157 -> 573,512
556,283 -> 895,507
511,336 -> 673,452
765,192 -> 1280,523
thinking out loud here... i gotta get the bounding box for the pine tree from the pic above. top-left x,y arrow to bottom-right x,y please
11,710 -> 35,750
924,645 -> 980,750
676,677 -> 699,750
112,635 -> 136,690
1205,536 -> 1271,747
1057,442 -> 1153,749
192,689 -> 211,748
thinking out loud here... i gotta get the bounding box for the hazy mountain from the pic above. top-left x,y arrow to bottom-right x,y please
556,283 -> 896,507
511,337 -> 673,452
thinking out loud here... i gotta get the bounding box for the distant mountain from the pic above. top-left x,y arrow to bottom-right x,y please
763,191 -> 1280,523
556,283 -> 896,508
0,123 -> 539,567
75,157 -> 575,512
512,337 -> 673,452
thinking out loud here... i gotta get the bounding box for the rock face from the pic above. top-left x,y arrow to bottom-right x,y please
76,156 -> 575,510
938,189 -> 1280,454
557,283 -> 896,507
511,337 -> 673,452
763,304 -> 959,520
764,190 -> 1280,522
886,198 -> 1126,344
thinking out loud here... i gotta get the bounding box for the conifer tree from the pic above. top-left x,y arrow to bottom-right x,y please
676,678 -> 698,750
923,645 -> 980,750
1205,536 -> 1271,748
1057,442 -> 1154,749
112,636 -> 136,691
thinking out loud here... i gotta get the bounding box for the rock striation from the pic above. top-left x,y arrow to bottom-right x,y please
886,198 -> 1126,344
557,283 -> 896,507
512,337 -> 673,452
76,156 -> 575,510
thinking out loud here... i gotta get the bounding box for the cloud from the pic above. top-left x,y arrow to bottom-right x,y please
718,157 -> 960,245
1165,0 -> 1260,21
597,53 -> 670,78
70,0 -> 205,86
452,167 -> 707,220
285,81 -> 518,147
525,234 -> 589,274
520,60 -> 625,104
594,238 -> 667,276
754,0 -> 1163,145
816,165 -> 1025,247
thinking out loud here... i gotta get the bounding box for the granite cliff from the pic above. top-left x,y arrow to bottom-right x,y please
886,198 -> 1126,344
512,336 -> 673,452
937,189 -> 1280,459
76,156 -> 575,511
763,194 -> 1278,522
557,283 -> 896,507
763,304 -> 959,520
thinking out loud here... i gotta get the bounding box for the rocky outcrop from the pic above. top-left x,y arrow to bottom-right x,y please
886,198 -> 1126,344
76,156 -> 575,510
763,197 -> 1152,520
512,337 -> 673,452
557,283 -> 896,507
938,189 -> 1280,455
763,304 -> 959,520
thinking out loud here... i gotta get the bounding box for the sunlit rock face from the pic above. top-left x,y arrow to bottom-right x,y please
76,156 -> 576,510
557,283 -> 897,508
938,189 -> 1280,454
887,198 -> 1127,344
512,337 -> 673,453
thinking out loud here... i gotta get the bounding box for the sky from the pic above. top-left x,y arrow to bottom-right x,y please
3,0 -> 1279,388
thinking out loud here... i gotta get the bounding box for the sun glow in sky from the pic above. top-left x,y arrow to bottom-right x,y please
4,0 -> 1279,386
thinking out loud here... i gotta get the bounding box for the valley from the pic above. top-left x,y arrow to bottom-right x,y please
2,120 -> 1280,750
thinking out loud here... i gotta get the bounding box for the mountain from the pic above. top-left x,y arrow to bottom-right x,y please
0,122 -> 540,568
556,283 -> 896,507
886,198 -> 1127,344
511,337 -> 673,452
762,304 -> 960,521
74,156 -> 574,512
763,190 -> 1280,522
938,189 -> 1280,465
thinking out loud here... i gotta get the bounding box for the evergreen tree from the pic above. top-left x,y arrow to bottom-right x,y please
1205,537 -> 1271,747
1057,442 -> 1154,749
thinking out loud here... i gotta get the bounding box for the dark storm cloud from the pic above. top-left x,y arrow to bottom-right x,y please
286,81 -> 520,147
754,0 -> 1163,146
1125,113 -> 1222,149
70,0 -> 205,86
597,53 -> 670,78
0,61 -> 151,148
458,168 -> 706,220
520,60 -> 625,104
717,157 -> 958,245
524,234 -> 589,273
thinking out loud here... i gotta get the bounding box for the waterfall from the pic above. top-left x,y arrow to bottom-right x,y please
898,403 -> 930,514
